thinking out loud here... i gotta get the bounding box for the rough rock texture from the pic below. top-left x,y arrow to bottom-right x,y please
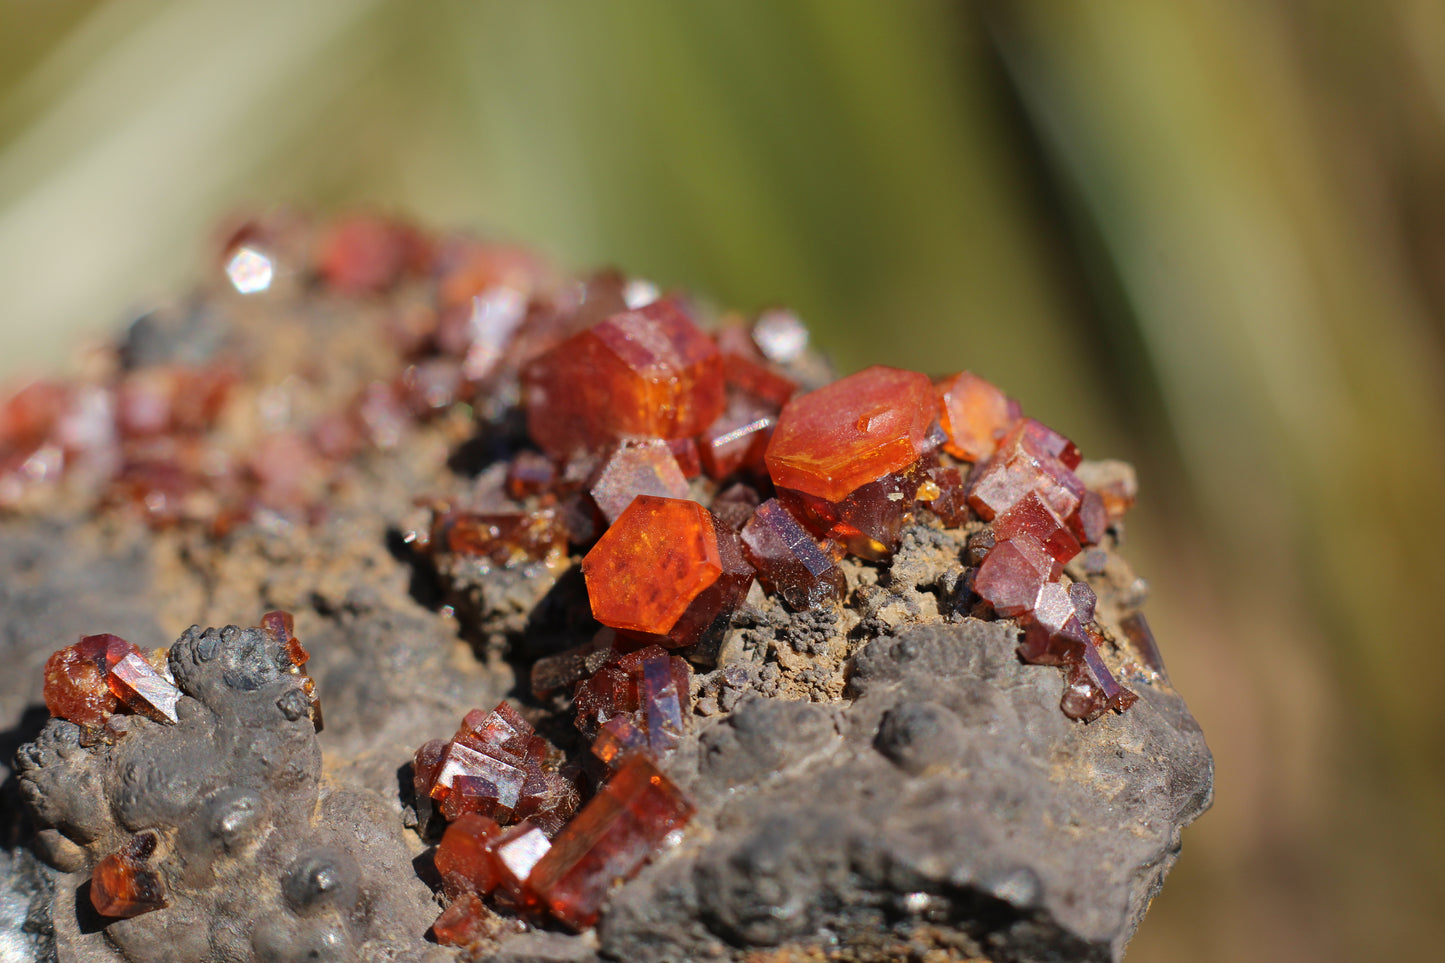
15,622 -> 444,963
0,215 -> 1212,962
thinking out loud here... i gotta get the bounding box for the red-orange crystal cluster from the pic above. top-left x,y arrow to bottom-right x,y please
965,418 -> 1138,721
418,641 -> 694,938
43,633 -> 180,728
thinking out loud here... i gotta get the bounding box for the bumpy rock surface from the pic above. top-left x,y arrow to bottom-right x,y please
15,622 -> 442,962
0,214 -> 1212,962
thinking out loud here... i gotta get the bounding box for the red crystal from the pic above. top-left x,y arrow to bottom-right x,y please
765,366 -> 935,505
431,892 -> 490,947
414,738 -> 447,808
107,652 -> 181,724
527,754 -> 694,930
739,498 -> 846,609
1119,612 -> 1169,682
435,814 -> 504,898
1068,490 -> 1109,547
777,466 -> 923,560
582,496 -> 752,648
973,534 -> 1062,618
1060,637 -> 1138,721
715,326 -> 798,408
42,634 -> 140,726
589,441 -> 690,525
1003,418 -> 1082,470
490,821 -> 553,906
90,831 -> 167,918
967,437 -> 1085,523
666,437 -> 702,479
993,491 -> 1081,566
935,371 -> 1020,462
316,215 -> 428,295
918,464 -> 969,528
432,509 -> 566,568
523,300 -> 726,458
591,715 -> 648,771
697,396 -> 775,480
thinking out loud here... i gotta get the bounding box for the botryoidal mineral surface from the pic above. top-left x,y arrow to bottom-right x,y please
0,213 -> 1211,962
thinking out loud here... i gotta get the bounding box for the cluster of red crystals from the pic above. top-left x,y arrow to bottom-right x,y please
258,610 -> 323,730
43,633 -> 180,728
572,644 -> 691,762
418,634 -> 693,934
0,212 -> 570,532
962,414 -> 1139,721
415,701 -> 578,835
90,831 -> 167,918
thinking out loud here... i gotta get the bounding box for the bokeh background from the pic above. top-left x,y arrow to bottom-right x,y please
4,2 -> 1445,960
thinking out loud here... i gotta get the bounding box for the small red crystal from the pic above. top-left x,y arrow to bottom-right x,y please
431,892 -> 490,947
777,466 -> 923,560
1068,490 -> 1109,547
973,534 -> 1062,618
582,496 -> 752,648
918,465 -> 969,528
993,491 -> 1081,566
431,741 -> 526,821
435,814 -> 504,898
589,441 -> 690,524
1119,612 -> 1169,682
527,754 -> 694,930
765,366 -> 935,505
739,498 -> 846,609
432,509 -> 566,568
698,396 -> 775,480
967,439 -> 1085,523
490,821 -> 553,907
90,831 -> 167,918
1060,638 -> 1138,721
935,371 -> 1019,462
523,300 -> 726,458
316,215 -> 428,295
107,652 -> 181,724
42,635 -> 140,726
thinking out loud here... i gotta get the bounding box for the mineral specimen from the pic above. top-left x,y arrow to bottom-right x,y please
3,211 -> 1208,961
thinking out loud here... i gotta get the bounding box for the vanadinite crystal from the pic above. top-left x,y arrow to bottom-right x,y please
765,366 -> 936,558
935,370 -> 1020,462
422,702 -> 577,832
581,495 -> 752,648
523,299 -> 725,459
90,831 -> 167,918
526,753 -> 694,930
739,498 -> 846,609
43,633 -> 180,728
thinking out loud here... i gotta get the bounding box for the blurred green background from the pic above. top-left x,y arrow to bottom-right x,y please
4,2 -> 1445,959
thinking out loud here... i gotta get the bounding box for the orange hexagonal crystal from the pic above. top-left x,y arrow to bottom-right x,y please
582,495 -> 751,648
523,300 -> 725,458
764,366 -> 935,504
